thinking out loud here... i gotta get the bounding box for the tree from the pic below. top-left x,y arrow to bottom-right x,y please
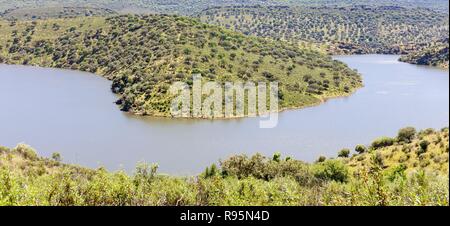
203,164 -> 219,178
417,140 -> 430,155
355,144 -> 367,154
338,149 -> 350,158
316,156 -> 326,163
51,152 -> 62,162
397,127 -> 416,143
371,137 -> 395,149
272,152 -> 281,162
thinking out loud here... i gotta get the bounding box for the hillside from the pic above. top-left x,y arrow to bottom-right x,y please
346,127 -> 449,175
0,6 -> 116,20
198,5 -> 449,55
0,14 -> 362,117
399,42 -> 449,68
0,127 -> 448,206
0,0 -> 448,16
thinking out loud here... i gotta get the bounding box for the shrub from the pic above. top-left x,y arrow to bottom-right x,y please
372,152 -> 385,168
338,149 -> 350,158
52,152 -> 62,162
220,154 -> 266,179
316,156 -> 326,163
417,128 -> 435,139
355,144 -> 367,154
272,152 -> 281,162
419,140 -> 430,150
133,162 -> 158,186
220,154 -> 313,183
313,160 -> 349,183
417,140 -> 430,155
183,48 -> 191,55
422,128 -> 436,135
386,164 -> 407,182
203,164 -> 219,178
371,137 -> 395,149
150,178 -> 196,206
0,146 -> 10,154
13,144 -> 38,161
397,127 -> 416,143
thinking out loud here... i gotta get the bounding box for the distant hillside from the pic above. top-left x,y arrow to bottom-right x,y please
1,127 -> 448,206
198,5 -> 449,55
0,15 -> 362,117
400,42 -> 449,68
1,0 -> 287,15
0,7 -> 116,20
0,0 -> 448,16
284,0 -> 449,12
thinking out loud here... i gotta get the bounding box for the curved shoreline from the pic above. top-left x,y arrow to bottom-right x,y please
0,61 -> 364,120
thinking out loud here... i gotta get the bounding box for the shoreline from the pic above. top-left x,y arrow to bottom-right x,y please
0,61 -> 364,120
5,52 -> 447,122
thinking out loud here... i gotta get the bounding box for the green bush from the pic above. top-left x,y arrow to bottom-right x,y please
371,137 -> 395,149
397,127 -> 416,143
272,152 -> 281,162
386,164 -> 407,182
417,140 -> 431,155
51,152 -> 62,162
220,154 -> 314,183
338,149 -> 350,158
13,144 -> 38,161
313,160 -> 349,183
203,164 -> 219,178
355,144 -> 367,154
316,156 -> 326,163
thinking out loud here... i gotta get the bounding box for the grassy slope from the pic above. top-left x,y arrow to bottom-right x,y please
347,128 -> 449,175
0,127 -> 448,206
198,5 -> 449,55
0,14 -> 362,117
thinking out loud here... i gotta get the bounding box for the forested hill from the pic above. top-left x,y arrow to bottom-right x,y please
0,0 -> 448,16
400,41 -> 449,68
0,6 -> 117,20
198,5 -> 449,55
0,15 -> 362,117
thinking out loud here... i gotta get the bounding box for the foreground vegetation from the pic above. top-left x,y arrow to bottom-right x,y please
198,5 -> 449,55
1,127 -> 448,206
0,14 -> 362,117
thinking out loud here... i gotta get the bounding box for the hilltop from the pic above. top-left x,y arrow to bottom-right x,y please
198,5 -> 449,55
0,6 -> 116,20
0,127 -> 448,206
0,0 -> 448,16
0,14 -> 362,117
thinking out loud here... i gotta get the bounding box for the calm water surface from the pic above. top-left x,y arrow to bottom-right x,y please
0,55 -> 448,174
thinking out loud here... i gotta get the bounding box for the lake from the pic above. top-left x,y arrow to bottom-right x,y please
0,55 -> 448,174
